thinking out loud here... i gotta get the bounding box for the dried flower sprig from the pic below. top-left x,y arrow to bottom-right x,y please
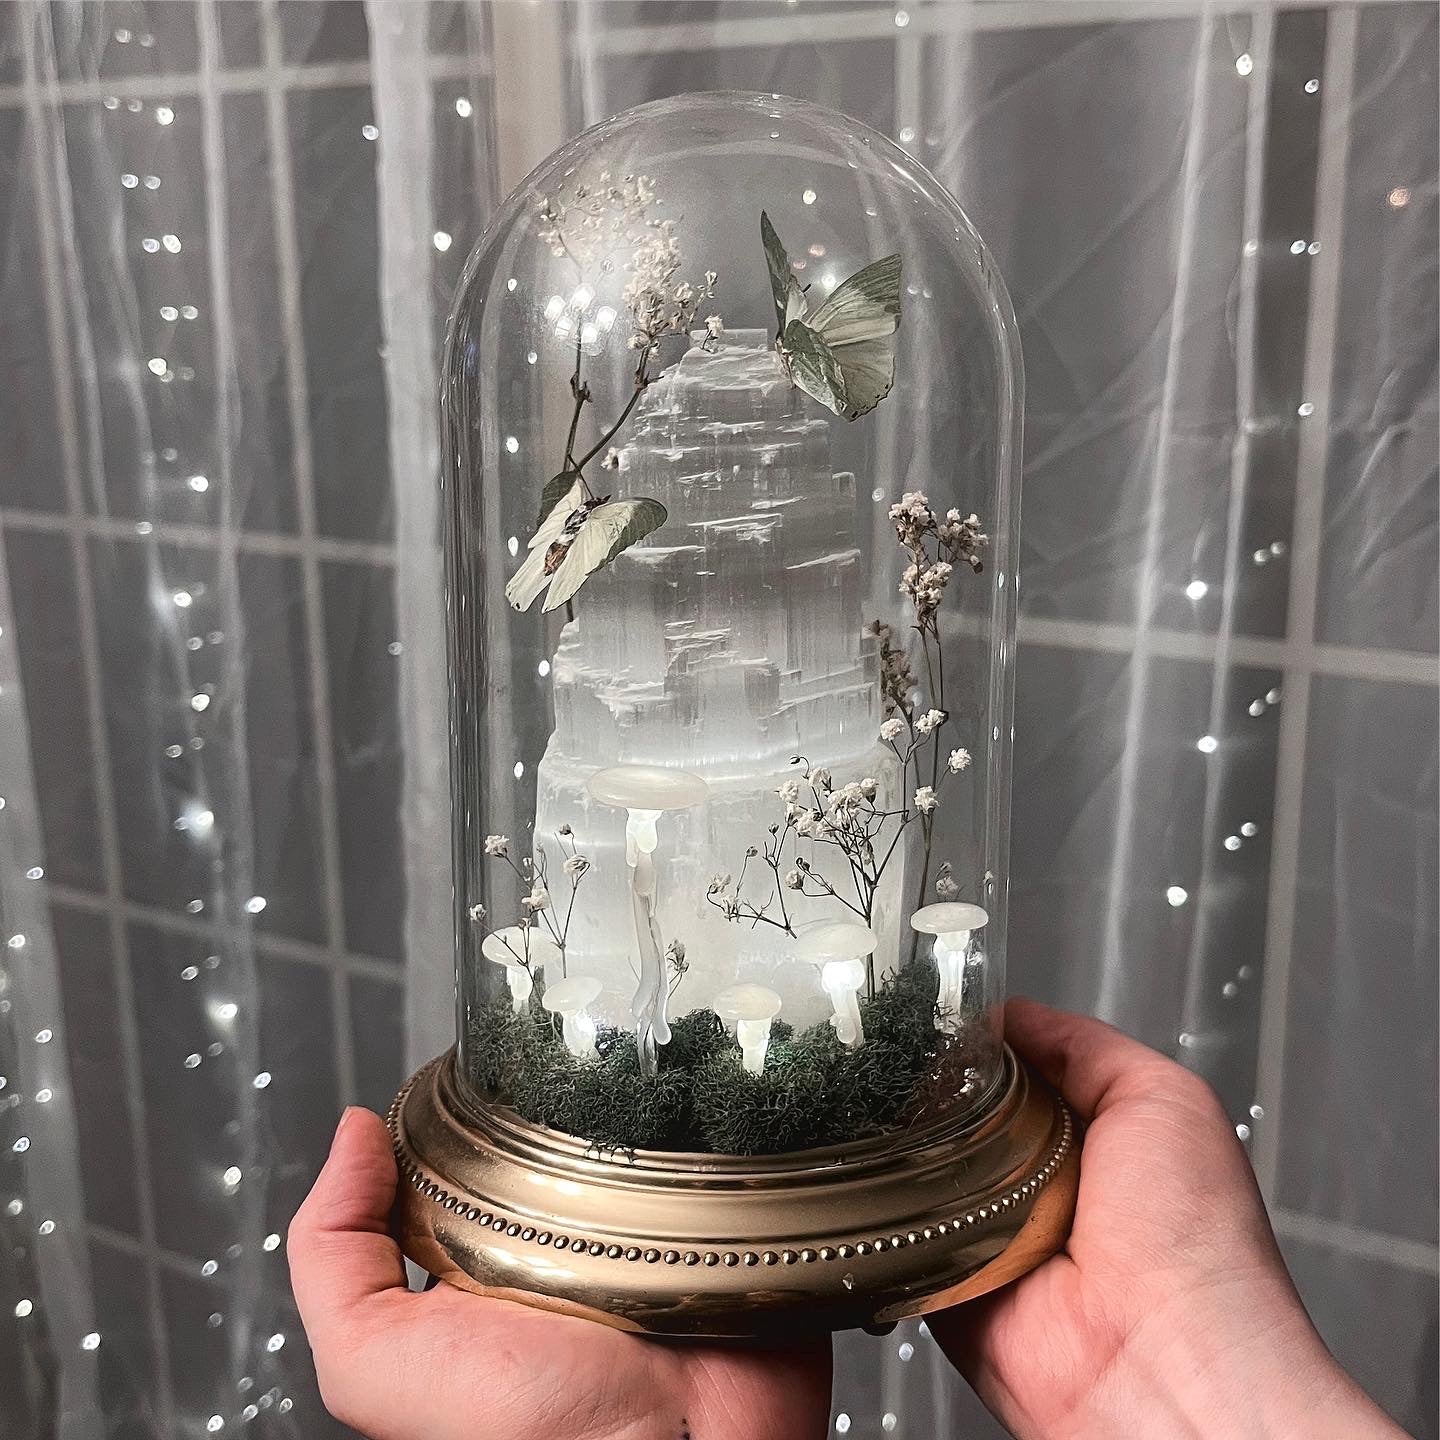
886,490 -> 986,916
479,827 -> 590,977
509,176 -> 720,615
711,491 -> 986,974
665,939 -> 689,997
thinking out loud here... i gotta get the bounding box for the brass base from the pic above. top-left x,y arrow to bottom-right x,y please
388,1046 -> 1078,1337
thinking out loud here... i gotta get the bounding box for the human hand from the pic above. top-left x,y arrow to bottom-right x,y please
931,998 -> 1408,1438
289,1107 -> 831,1440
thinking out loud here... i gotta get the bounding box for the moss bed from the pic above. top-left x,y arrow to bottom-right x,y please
465,961 -> 1000,1155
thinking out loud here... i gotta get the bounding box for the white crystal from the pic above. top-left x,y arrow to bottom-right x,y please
535,333 -> 904,1028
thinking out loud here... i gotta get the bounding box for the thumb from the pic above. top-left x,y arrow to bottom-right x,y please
289,1107 -> 414,1351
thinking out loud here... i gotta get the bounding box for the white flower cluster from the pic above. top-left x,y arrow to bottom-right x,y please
888,490 -> 988,600
939,509 -> 988,569
623,223 -> 717,354
483,834 -> 509,856
706,872 -> 742,919
536,171 -> 656,274
888,490 -> 933,544
915,708 -> 946,736
900,557 -> 954,625
947,748 -> 971,773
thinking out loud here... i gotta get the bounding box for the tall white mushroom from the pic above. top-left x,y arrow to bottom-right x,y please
585,764 -> 709,1078
796,921 -> 877,1049
542,975 -> 603,1060
910,902 -> 988,1033
712,984 -> 783,1074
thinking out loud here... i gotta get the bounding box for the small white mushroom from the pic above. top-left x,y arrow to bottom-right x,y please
585,764 -> 709,1077
542,975 -> 603,1060
480,926 -> 559,1013
796,921 -> 877,1049
911,902 -> 989,1032
712,984 -> 783,1074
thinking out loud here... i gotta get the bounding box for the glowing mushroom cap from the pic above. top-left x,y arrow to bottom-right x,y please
910,903 -> 989,936
711,984 -> 783,1024
541,975 -> 602,1014
795,921 -> 879,965
481,926 -> 560,967
586,764 -> 708,812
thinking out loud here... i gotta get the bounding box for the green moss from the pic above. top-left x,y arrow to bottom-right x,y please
464,960 -> 998,1157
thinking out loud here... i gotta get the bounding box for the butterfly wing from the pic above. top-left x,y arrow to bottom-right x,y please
541,496 -> 667,612
761,211 -> 807,334
803,252 -> 901,418
505,476 -> 586,610
807,252 -> 902,345
832,335 -> 895,418
779,320 -> 852,419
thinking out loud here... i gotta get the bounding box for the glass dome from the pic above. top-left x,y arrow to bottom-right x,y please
443,92 -> 1021,1158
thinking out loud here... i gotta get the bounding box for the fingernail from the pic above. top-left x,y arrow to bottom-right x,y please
331,1106 -> 361,1150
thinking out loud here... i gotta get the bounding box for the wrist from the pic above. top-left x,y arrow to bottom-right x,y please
1066,1276 -> 1406,1440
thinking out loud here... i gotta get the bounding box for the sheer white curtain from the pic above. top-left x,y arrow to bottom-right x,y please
0,3 -> 1434,1437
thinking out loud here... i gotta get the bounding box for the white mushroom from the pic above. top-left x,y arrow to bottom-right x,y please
585,764 -> 709,1078
910,902 -> 989,1033
712,984 -> 783,1074
481,927 -> 560,1013
541,975 -> 603,1060
796,921 -> 877,1049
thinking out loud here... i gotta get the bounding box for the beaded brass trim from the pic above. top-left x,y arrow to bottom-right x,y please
387,1068 -> 1073,1269
388,1046 -> 1078,1335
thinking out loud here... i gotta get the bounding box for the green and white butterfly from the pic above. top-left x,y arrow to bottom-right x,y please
505,473 -> 666,613
762,211 -> 902,421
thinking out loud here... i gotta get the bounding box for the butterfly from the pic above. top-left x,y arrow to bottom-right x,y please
505,473 -> 667,613
762,211 -> 902,421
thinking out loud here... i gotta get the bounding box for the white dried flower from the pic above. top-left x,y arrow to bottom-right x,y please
707,873 -> 731,896
914,786 -> 938,815
467,902 -> 487,923
705,314 -> 724,339
947,747 -> 972,773
563,854 -> 590,879
784,869 -> 803,890
601,447 -> 621,470
558,823 -> 573,836
778,779 -> 800,803
860,776 -> 878,798
794,809 -> 818,837
936,875 -> 959,899
521,885 -> 550,912
483,834 -> 510,856
811,767 -> 832,789
880,717 -> 905,742
915,708 -> 946,736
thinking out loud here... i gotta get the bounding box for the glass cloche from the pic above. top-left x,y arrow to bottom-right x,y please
442,92 -> 1020,1160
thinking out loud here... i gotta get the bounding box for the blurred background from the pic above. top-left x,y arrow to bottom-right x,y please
0,1 -> 1434,1436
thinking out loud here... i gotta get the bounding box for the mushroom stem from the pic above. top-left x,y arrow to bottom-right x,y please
561,1009 -> 598,1060
933,931 -> 971,1034
504,964 -> 534,1016
735,1018 -> 772,1074
821,960 -> 866,1049
625,808 -> 671,1079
